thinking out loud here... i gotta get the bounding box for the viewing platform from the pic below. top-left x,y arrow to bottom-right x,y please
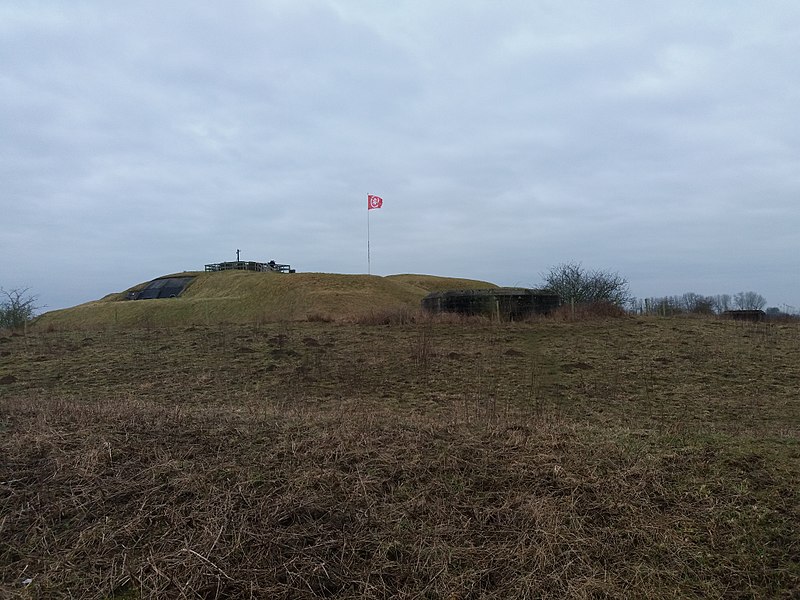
204,260 -> 295,274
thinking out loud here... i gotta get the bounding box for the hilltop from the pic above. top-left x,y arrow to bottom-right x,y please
35,271 -> 497,329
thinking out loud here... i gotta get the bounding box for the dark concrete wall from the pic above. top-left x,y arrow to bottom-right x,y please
723,310 -> 766,322
422,288 -> 560,320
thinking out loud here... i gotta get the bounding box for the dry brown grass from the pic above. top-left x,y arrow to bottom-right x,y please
350,307 -> 419,326
1,318 -> 799,598
545,301 -> 628,321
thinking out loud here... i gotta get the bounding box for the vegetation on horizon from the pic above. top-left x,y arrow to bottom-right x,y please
632,290 -> 778,317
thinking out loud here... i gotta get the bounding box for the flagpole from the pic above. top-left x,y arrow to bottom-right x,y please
367,194 -> 383,274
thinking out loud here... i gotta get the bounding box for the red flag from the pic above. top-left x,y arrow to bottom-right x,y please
368,194 -> 383,210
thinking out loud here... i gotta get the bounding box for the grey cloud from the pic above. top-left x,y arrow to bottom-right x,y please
2,1 -> 799,310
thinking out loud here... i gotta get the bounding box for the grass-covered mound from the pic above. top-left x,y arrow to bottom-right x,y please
34,271 -> 497,329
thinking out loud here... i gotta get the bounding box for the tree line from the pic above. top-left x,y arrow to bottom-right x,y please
629,291 -> 768,316
539,262 -> 788,316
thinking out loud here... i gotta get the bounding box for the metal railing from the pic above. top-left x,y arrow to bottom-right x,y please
204,261 -> 294,273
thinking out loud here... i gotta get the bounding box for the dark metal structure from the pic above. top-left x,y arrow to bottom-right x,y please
422,288 -> 560,320
126,276 -> 196,300
204,260 -> 295,273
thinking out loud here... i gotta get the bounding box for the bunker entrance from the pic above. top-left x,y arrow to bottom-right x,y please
126,277 -> 195,300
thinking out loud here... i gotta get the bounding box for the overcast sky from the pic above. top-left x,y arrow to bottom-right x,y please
2,1 -> 799,312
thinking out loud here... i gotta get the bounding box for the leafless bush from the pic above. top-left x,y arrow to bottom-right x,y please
540,262 -> 631,307
0,287 -> 39,330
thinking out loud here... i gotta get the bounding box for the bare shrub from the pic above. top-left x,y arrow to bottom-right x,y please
0,287 -> 40,330
541,262 -> 631,307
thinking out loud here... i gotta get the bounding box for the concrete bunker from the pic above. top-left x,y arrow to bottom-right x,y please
422,288 -> 560,320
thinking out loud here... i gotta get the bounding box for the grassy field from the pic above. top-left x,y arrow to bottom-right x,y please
1,314 -> 799,598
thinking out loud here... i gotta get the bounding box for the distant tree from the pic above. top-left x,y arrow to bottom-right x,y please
659,296 -> 683,316
681,292 -> 715,315
0,288 -> 39,330
733,291 -> 767,311
644,296 -> 676,317
541,262 -> 631,307
712,294 -> 732,314
638,293 -> 736,316
765,307 -> 781,316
